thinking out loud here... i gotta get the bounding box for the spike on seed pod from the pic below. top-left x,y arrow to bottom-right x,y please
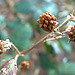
69,25 -> 75,42
20,61 -> 30,71
37,12 -> 57,32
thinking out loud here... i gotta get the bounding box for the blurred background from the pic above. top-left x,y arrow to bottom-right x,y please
0,0 -> 75,75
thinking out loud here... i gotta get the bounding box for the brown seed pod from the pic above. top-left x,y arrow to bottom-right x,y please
20,61 -> 30,71
37,12 -> 57,32
69,25 -> 75,42
0,41 -> 4,54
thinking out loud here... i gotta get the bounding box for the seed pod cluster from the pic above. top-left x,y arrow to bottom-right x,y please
0,41 -> 4,54
69,25 -> 75,42
20,61 -> 30,71
37,12 -> 57,32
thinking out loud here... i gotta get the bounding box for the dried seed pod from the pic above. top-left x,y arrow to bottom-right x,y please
69,25 -> 75,42
0,41 -> 4,54
20,61 -> 30,71
0,39 -> 11,54
37,12 -> 57,32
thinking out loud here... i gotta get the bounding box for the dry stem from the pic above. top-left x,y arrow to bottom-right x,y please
11,43 -> 21,55
21,14 -> 74,55
55,15 -> 73,31
21,33 -> 50,55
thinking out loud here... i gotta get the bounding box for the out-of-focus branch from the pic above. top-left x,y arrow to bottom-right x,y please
0,24 -> 6,29
71,19 -> 75,22
4,0 -> 19,9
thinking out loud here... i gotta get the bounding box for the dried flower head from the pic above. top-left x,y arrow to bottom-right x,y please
0,39 -> 11,54
69,25 -> 75,42
37,12 -> 57,32
20,61 -> 30,71
0,41 -> 4,54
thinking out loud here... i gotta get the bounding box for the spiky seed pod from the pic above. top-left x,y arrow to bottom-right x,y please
20,61 -> 30,71
37,12 -> 57,32
69,25 -> 75,42
0,41 -> 4,54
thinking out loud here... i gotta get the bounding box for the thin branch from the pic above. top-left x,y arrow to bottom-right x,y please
71,19 -> 75,22
0,24 -> 6,29
72,9 -> 75,15
11,43 -> 21,55
44,36 -> 62,42
21,15 -> 74,55
55,15 -> 73,31
44,35 -> 65,42
21,33 -> 50,55
71,16 -> 75,22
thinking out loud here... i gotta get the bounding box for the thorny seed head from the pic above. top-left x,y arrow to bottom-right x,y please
69,25 -> 75,42
37,12 -> 57,32
0,39 -> 11,54
20,61 -> 30,71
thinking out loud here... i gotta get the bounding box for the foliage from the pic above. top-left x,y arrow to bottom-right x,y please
14,1 -> 35,14
59,62 -> 75,75
0,14 -> 5,26
0,0 -> 75,75
0,30 -> 9,40
11,23 -> 33,51
38,53 -> 56,70
6,17 -> 21,29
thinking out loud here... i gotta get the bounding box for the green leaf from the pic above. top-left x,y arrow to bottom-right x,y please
3,54 -> 15,60
12,37 -> 32,51
17,71 -> 20,75
35,0 -> 52,4
47,69 -> 57,75
44,42 -> 54,54
11,23 -> 33,51
59,38 -> 72,53
0,30 -> 9,40
12,23 -> 33,40
6,17 -> 21,29
59,62 -> 75,75
38,53 -> 55,70
34,8 -> 43,20
14,1 -> 35,14
41,3 -> 59,18
0,14 -> 5,26
0,54 -> 15,66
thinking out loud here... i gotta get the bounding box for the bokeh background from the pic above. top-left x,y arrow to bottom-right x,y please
0,0 -> 75,75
